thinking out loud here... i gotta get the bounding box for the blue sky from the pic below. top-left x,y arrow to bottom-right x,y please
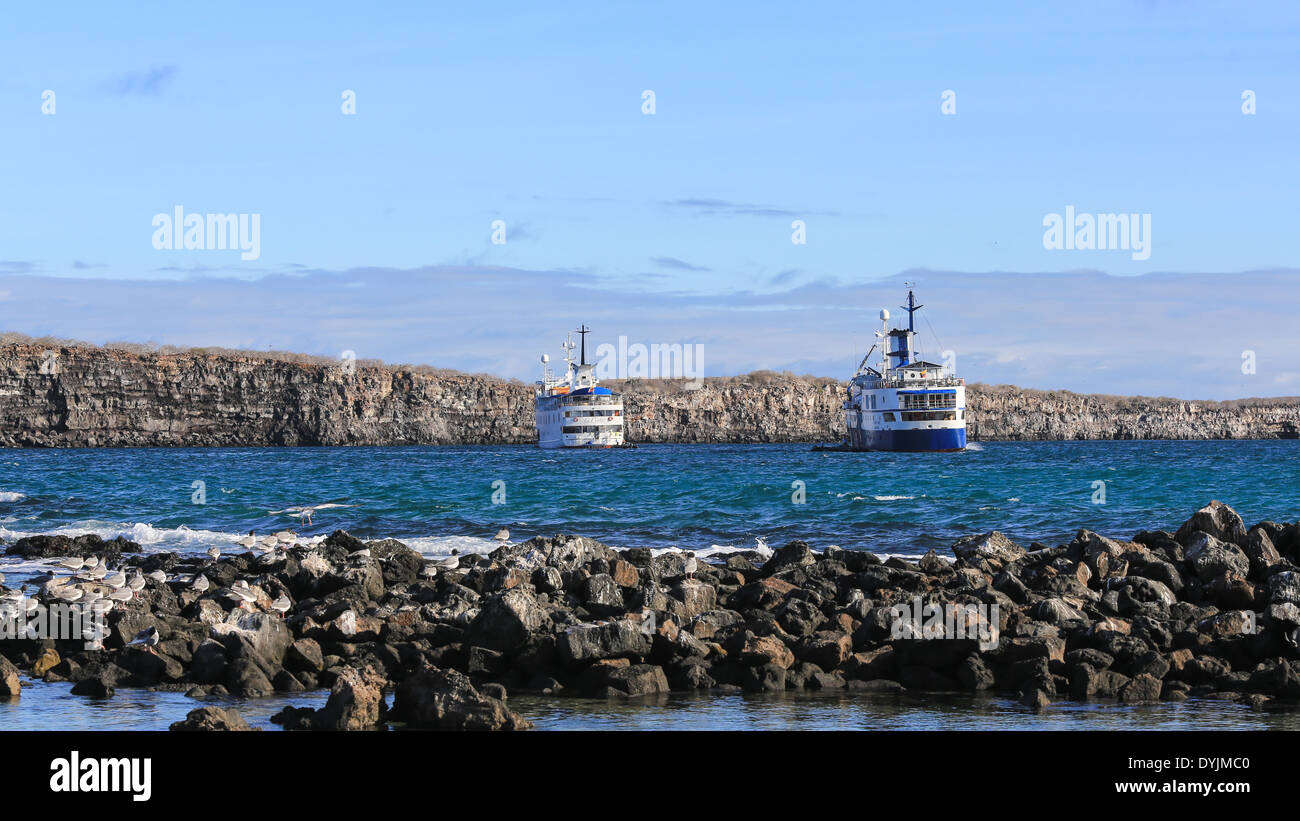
2,1 -> 1298,397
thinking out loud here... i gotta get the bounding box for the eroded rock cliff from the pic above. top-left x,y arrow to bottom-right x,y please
0,340 -> 1296,446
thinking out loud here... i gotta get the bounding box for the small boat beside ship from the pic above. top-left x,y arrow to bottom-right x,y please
534,325 -> 628,449
837,288 -> 967,452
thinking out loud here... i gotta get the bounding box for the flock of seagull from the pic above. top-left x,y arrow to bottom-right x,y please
0,526 -> 517,650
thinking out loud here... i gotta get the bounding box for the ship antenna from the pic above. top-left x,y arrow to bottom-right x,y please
576,324 -> 590,366
901,283 -> 923,334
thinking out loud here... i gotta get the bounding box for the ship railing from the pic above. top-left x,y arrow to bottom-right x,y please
854,376 -> 964,390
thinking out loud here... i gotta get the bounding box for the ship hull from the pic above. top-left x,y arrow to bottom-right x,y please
845,426 -> 966,452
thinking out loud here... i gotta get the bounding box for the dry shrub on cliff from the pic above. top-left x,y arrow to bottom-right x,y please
610,371 -> 840,394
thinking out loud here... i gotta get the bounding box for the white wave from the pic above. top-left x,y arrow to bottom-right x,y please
965,442 -> 984,451
0,492 -> 25,502
0,521 -> 255,552
873,494 -> 915,501
403,534 -> 502,558
1007,497 -> 1021,502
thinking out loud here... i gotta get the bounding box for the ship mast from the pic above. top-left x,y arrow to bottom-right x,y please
576,324 -> 590,366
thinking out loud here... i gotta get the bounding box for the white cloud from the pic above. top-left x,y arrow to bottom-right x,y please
2,266 -> 1297,399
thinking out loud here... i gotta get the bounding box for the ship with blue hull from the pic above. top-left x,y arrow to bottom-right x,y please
841,289 -> 967,452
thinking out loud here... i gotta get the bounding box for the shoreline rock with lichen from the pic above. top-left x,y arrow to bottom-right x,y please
1,500 -> 1299,729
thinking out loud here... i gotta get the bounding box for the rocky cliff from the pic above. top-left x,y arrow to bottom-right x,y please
1,339 -> 1296,446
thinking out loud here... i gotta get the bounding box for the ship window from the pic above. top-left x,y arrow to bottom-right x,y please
882,412 -> 896,422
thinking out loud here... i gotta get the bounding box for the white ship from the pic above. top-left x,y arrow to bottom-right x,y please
534,325 -> 626,449
842,288 -> 967,452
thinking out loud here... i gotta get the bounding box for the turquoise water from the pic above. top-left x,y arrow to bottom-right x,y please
1,441 -> 1297,562
3,441 -> 1298,731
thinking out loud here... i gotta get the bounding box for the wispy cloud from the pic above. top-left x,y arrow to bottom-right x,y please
108,65 -> 177,96
660,198 -> 839,218
650,256 -> 711,272
1,266 -> 1297,400
0,261 -> 39,274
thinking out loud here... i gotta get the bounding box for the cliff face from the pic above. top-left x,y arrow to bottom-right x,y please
1,341 -> 1297,446
966,384 -> 1300,441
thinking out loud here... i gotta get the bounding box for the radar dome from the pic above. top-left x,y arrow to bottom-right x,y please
879,309 -> 890,321
541,354 -> 550,364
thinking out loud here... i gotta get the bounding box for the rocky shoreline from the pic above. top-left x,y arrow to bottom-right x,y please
2,339 -> 1298,446
2,500 -> 1300,730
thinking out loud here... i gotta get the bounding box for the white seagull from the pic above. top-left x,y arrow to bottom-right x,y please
103,569 -> 127,589
58,557 -> 85,572
268,503 -> 356,526
683,551 -> 698,580
146,570 -> 168,585
128,626 -> 160,654
270,593 -> 292,618
190,574 -> 210,593
206,546 -> 222,562
494,528 -> 511,544
236,532 -> 258,549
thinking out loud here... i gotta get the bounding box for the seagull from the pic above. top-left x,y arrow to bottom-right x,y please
58,556 -> 85,572
190,574 -> 210,593
107,588 -> 133,605
683,551 -> 698,580
435,554 -> 461,571
52,586 -> 84,603
127,626 -> 160,655
146,570 -> 167,585
206,546 -> 221,562
229,580 -> 257,607
0,571 -> 4,585
348,548 -> 371,561
270,593 -> 291,618
127,572 -> 146,597
83,556 -> 100,571
494,528 -> 510,543
236,532 -> 257,549
84,564 -> 107,581
420,563 -> 440,580
268,503 -> 356,526
274,530 -> 297,545
103,569 -> 127,589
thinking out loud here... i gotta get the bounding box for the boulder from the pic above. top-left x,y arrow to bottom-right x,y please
557,619 -> 651,663
739,635 -> 795,669
1184,532 -> 1250,579
1175,501 -> 1247,547
0,655 -> 21,698
461,588 -> 544,652
314,665 -> 386,730
169,706 -> 255,732
391,665 -> 532,730
952,531 -> 1025,564
603,664 -> 670,697
761,541 -> 816,576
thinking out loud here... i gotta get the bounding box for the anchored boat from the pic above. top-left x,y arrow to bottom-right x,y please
841,289 -> 967,452
534,325 -> 626,449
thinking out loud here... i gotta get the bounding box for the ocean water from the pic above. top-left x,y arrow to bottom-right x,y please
2,441 -> 1298,731
1,441 -> 1297,565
